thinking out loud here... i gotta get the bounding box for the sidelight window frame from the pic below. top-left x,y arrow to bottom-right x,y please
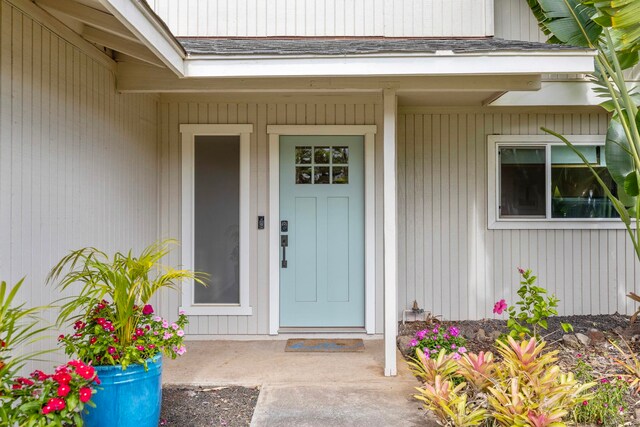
180,124 -> 253,316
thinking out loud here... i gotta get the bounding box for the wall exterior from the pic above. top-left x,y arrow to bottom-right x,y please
397,108 -> 639,320
157,94 -> 385,335
0,0 -> 159,362
149,0 -> 494,37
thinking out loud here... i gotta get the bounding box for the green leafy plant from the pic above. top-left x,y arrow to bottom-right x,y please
408,348 -> 459,384
48,239 -> 203,369
0,279 -> 51,377
407,324 -> 467,359
526,0 -> 640,260
572,359 -> 628,426
456,351 -> 496,392
495,268 -> 572,339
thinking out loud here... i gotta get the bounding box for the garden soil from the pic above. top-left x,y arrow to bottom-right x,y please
160,385 -> 259,427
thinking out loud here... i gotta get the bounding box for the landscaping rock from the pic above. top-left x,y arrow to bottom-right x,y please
475,328 -> 487,341
587,328 -> 605,343
575,333 -> 591,347
489,330 -> 502,341
397,336 -> 414,356
562,334 -> 581,348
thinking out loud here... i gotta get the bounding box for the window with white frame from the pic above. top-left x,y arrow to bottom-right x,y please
488,135 -> 621,229
180,124 -> 253,316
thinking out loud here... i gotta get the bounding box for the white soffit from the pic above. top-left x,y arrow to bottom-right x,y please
490,81 -> 639,107
182,53 -> 596,79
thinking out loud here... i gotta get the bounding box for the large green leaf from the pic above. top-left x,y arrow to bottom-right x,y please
536,0 -> 602,47
605,118 -> 638,206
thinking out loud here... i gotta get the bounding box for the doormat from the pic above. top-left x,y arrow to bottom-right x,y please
285,339 -> 365,352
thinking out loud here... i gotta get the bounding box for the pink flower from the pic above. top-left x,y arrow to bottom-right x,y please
409,339 -> 418,347
136,345 -> 145,351
171,323 -> 179,330
458,347 -> 467,354
142,304 -> 154,315
177,330 -> 185,337
493,299 -> 507,315
582,401 -> 588,406
452,353 -> 461,360
179,310 -> 186,315
416,330 -> 427,340
448,327 -> 460,337
107,346 -> 116,355
162,320 -> 169,328
163,332 -> 174,340
517,267 -> 525,275
154,316 -> 162,322
175,345 -> 186,356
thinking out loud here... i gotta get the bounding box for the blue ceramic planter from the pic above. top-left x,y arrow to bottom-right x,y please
83,354 -> 162,427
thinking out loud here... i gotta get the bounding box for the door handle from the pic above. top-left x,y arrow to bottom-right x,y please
281,235 -> 288,268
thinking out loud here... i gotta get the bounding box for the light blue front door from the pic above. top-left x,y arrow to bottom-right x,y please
279,136 -> 365,327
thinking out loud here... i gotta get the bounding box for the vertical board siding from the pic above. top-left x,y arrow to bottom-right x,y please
398,110 -> 639,320
0,1 -> 159,364
149,0 -> 493,37
159,97 -> 384,335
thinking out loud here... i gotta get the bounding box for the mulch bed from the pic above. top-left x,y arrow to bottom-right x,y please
398,314 -> 640,425
160,386 -> 260,427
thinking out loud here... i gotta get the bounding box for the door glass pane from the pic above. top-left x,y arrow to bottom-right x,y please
551,145 -> 618,218
296,167 -> 312,184
194,136 -> 240,304
295,146 -> 312,164
314,147 -> 331,164
332,147 -> 349,164
314,166 -> 330,184
500,147 -> 546,217
332,166 -> 349,184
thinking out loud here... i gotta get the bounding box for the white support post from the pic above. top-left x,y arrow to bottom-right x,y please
383,89 -> 398,377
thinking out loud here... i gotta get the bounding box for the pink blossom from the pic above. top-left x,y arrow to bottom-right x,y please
162,320 -> 169,328
177,330 -> 185,337
142,304 -> 154,315
517,267 -> 526,275
493,299 -> 507,315
171,323 -> 179,330
163,332 -> 174,340
179,310 -> 186,315
154,316 -> 162,322
175,345 -> 186,356
448,327 -> 460,337
416,330 -> 427,340
458,347 -> 467,354
409,339 -> 418,347
452,353 -> 461,360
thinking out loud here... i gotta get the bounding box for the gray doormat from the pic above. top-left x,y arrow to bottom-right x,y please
284,339 -> 365,352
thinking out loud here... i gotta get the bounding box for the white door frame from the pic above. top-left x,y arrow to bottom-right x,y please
267,125 -> 377,335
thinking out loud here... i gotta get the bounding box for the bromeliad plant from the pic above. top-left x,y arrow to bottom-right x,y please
48,240 -> 202,369
412,337 -> 596,427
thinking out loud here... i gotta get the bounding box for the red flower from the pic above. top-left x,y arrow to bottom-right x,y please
79,387 -> 93,403
142,304 -> 154,315
42,404 -> 53,415
74,320 -> 86,330
16,377 -> 34,386
47,397 -> 66,411
90,336 -> 97,345
12,384 -> 22,390
136,328 -> 145,336
0,340 -> 6,347
76,365 -> 95,380
30,370 -> 49,381
52,371 -> 72,384
108,346 -> 116,355
136,345 -> 145,351
493,299 -> 507,315
57,334 -> 65,341
57,384 -> 71,397
95,318 -> 106,325
94,376 -> 101,385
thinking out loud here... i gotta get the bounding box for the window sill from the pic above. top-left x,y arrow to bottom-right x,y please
179,305 -> 253,316
489,219 -> 631,230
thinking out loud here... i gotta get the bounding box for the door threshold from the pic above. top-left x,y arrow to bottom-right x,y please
278,327 -> 366,334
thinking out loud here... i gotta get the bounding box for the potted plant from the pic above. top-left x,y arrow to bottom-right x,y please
0,279 -> 99,426
47,240 -> 200,427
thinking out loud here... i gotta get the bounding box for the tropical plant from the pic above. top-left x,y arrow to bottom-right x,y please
47,240 -> 202,369
0,278 -> 51,377
526,0 -> 640,259
572,359 -> 628,426
408,348 -> 459,384
456,351 -> 496,392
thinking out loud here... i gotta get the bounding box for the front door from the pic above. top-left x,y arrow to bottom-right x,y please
279,136 -> 365,327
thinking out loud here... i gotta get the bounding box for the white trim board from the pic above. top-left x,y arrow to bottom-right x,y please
180,124 -> 253,316
183,54 -> 596,79
267,125 -> 377,336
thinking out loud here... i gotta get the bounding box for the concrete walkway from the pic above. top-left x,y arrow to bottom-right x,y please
163,339 -> 432,426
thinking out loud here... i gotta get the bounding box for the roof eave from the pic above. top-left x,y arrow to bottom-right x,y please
183,51 -> 597,79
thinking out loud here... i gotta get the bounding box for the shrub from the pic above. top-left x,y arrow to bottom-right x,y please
407,323 -> 467,359
494,267 -> 572,339
572,359 -> 628,426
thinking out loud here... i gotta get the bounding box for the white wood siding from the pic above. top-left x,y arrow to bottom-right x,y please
149,0 -> 494,37
398,109 -> 639,320
158,95 -> 385,335
0,0 -> 159,363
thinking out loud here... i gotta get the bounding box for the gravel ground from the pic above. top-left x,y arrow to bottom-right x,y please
160,386 -> 260,427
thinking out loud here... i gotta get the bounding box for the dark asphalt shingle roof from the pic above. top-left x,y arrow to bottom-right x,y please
178,37 -> 590,56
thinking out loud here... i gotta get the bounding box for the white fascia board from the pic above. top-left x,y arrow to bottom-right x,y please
490,80 -> 639,107
183,52 -> 596,79
98,0 -> 185,76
